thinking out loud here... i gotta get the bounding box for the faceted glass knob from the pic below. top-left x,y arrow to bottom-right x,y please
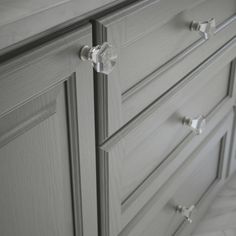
183,115 -> 206,135
79,42 -> 117,75
190,18 -> 216,39
176,205 -> 195,224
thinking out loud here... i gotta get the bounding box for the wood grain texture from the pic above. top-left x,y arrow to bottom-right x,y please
94,0 -> 236,141
0,25 -> 98,236
227,60 -> 236,177
0,84 -> 74,236
0,0 -> 135,51
192,172 -> 236,236
65,76 -> 84,236
121,111 -> 234,236
121,63 -> 229,204
96,39 -> 236,236
0,0 -> 70,26
144,139 -> 223,236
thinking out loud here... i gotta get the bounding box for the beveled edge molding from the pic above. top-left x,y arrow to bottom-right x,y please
225,59 -> 236,177
121,93 -> 232,211
93,20 -> 111,236
0,25 -> 91,78
97,149 -> 110,236
226,106 -> 236,177
100,36 -> 236,151
175,129 -> 230,236
98,48 -> 236,236
122,14 -> 236,102
65,74 -> 84,236
228,59 -> 236,97
0,95 -> 57,149
122,38 -> 204,101
102,55 -> 236,214
0,102 -> 56,149
121,110 -> 233,236
93,20 -> 110,143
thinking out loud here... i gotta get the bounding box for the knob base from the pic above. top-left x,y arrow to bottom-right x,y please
79,45 -> 91,61
79,42 -> 117,75
176,205 -> 195,224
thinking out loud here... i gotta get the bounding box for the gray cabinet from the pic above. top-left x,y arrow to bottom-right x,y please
93,0 -> 236,236
0,25 -> 97,236
129,110 -> 234,236
0,0 -> 236,236
0,0 -> 123,50
94,0 -> 236,142
97,54 -> 236,236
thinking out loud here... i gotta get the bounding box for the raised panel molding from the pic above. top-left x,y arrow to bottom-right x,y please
94,0 -> 236,141
0,86 -> 58,148
97,47 -> 236,236
65,74 -> 83,236
0,24 -> 97,236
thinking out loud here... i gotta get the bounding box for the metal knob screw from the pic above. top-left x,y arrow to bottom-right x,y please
183,115 -> 206,135
176,205 -> 195,224
190,18 -> 216,39
79,42 -> 117,75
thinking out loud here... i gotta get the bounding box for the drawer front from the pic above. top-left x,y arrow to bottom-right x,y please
125,111 -> 234,236
94,0 -> 236,141
97,43 -> 236,236
121,61 -> 231,202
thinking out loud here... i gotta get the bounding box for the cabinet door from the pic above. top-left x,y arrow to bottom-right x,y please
0,25 -> 97,236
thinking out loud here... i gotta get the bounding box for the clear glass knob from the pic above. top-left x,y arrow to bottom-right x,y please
79,42 -> 117,75
183,115 -> 206,135
176,205 -> 195,224
190,18 -> 216,39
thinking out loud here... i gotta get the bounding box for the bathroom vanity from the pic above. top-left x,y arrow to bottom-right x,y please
0,0 -> 236,235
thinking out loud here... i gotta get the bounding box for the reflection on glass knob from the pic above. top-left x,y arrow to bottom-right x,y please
79,42 -> 117,75
183,115 -> 206,135
190,18 -> 216,39
176,205 -> 195,224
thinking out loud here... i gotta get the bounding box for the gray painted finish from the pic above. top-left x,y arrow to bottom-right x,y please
128,111 -> 234,236
0,25 -> 98,236
94,0 -> 236,141
0,84 -> 74,236
114,62 -> 230,204
96,40 -> 236,236
227,61 -> 236,177
191,171 -> 236,236
0,0 -> 131,51
228,106 -> 236,176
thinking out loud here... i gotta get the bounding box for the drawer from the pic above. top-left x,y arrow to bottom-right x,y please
93,0 -> 236,141
97,42 -> 236,236
123,111 -> 234,236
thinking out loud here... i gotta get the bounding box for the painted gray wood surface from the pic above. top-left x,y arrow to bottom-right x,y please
0,25 -> 98,236
0,84 -> 75,236
228,106 -> 236,176
96,39 -> 236,236
94,0 -> 236,141
132,111 -> 234,236
192,171 -> 236,236
0,0 -> 133,51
